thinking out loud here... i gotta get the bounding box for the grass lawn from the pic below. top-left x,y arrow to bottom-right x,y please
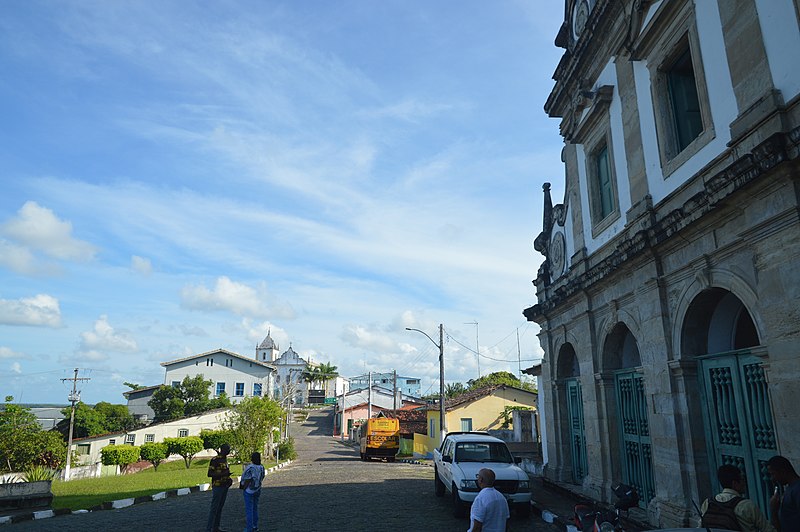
52,458 -> 278,510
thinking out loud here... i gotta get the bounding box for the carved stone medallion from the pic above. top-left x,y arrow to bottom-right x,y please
550,231 -> 566,278
573,0 -> 590,40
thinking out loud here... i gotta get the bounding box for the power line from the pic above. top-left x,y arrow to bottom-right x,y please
447,333 -> 539,363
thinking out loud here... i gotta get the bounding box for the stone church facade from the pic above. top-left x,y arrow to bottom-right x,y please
524,0 -> 800,527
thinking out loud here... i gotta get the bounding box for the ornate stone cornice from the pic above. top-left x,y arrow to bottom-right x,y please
525,128 -> 797,323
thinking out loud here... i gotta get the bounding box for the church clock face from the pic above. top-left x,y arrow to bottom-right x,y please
573,0 -> 589,40
550,232 -> 566,279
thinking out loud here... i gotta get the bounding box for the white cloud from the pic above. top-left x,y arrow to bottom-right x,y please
1,201 -> 97,261
131,255 -> 152,275
0,294 -> 62,327
0,346 -> 29,359
178,324 -> 208,337
10,362 -> 21,374
181,276 -> 295,320
80,315 -> 138,353
340,324 -> 397,353
0,240 -> 41,275
61,350 -> 109,363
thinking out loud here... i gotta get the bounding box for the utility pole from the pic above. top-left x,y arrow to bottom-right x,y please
61,368 -> 90,481
405,324 -> 446,444
517,328 -> 522,380
392,369 -> 397,417
367,371 -> 372,419
439,324 -> 446,440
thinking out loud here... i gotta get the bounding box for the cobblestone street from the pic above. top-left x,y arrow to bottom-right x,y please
9,408 -> 556,531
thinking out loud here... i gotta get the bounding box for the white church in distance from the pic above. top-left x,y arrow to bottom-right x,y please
255,330 -> 318,406
157,330 -> 318,406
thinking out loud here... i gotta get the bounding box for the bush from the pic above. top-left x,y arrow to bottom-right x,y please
199,429 -> 233,451
139,442 -> 169,471
277,437 -> 296,461
100,445 -> 141,473
163,436 -> 204,469
22,465 -> 58,482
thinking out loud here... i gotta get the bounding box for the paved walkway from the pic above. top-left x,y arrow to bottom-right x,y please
7,408 -> 562,531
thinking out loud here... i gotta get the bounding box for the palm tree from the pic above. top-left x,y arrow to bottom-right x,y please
317,362 -> 338,397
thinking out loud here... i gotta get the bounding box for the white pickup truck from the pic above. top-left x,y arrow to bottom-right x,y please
433,432 -> 532,518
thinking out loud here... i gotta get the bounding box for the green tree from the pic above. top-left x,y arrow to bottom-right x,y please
56,402 -> 105,439
317,362 -> 338,395
100,444 -> 140,473
163,436 -> 204,468
149,375 -> 230,422
180,375 -> 214,416
467,371 -> 533,392
224,396 -> 283,460
207,392 -> 231,411
57,402 -> 137,439
123,382 -> 143,390
35,431 -> 68,469
445,382 -> 467,399
148,385 -> 186,422
0,397 -> 67,472
93,402 -> 136,432
302,365 -> 321,388
139,442 -> 169,471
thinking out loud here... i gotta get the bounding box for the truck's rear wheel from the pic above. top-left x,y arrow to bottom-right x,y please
434,468 -> 445,496
452,486 -> 466,518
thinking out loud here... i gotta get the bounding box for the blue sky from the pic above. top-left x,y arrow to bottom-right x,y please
0,1 -> 566,404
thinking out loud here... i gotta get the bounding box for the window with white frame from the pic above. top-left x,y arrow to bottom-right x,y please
235,382 -> 245,396
572,84 -> 619,234
216,382 -> 226,396
429,418 -> 435,440
591,140 -> 616,221
640,1 -> 713,176
178,429 -> 189,437
171,381 -> 180,388
460,418 -> 473,432
125,434 -> 135,445
253,383 -> 262,396
145,434 -> 155,443
77,443 -> 91,455
109,439 -> 116,445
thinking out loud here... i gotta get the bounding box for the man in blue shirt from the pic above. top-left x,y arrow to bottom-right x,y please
768,455 -> 800,532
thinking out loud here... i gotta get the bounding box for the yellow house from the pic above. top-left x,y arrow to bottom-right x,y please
414,384 -> 537,457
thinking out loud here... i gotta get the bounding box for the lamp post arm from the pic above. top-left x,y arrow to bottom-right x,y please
405,327 -> 440,349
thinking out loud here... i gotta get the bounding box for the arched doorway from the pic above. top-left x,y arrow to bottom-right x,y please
682,288 -> 775,513
603,323 -> 654,508
558,343 -> 587,484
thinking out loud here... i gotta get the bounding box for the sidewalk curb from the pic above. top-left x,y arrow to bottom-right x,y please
530,498 -> 573,530
0,459 -> 294,526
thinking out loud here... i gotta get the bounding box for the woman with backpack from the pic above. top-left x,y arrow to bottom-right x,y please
240,452 -> 266,532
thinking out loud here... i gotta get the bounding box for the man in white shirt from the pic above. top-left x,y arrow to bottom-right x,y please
468,468 -> 510,532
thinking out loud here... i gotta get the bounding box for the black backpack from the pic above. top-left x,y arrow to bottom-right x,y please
701,496 -> 743,531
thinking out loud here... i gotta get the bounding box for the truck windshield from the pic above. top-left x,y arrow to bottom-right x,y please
454,442 -> 513,463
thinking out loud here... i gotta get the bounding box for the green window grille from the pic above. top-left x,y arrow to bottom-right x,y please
615,371 -> 655,507
699,353 -> 777,518
566,378 -> 588,483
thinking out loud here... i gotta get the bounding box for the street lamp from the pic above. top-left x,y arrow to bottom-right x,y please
405,325 -> 447,442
